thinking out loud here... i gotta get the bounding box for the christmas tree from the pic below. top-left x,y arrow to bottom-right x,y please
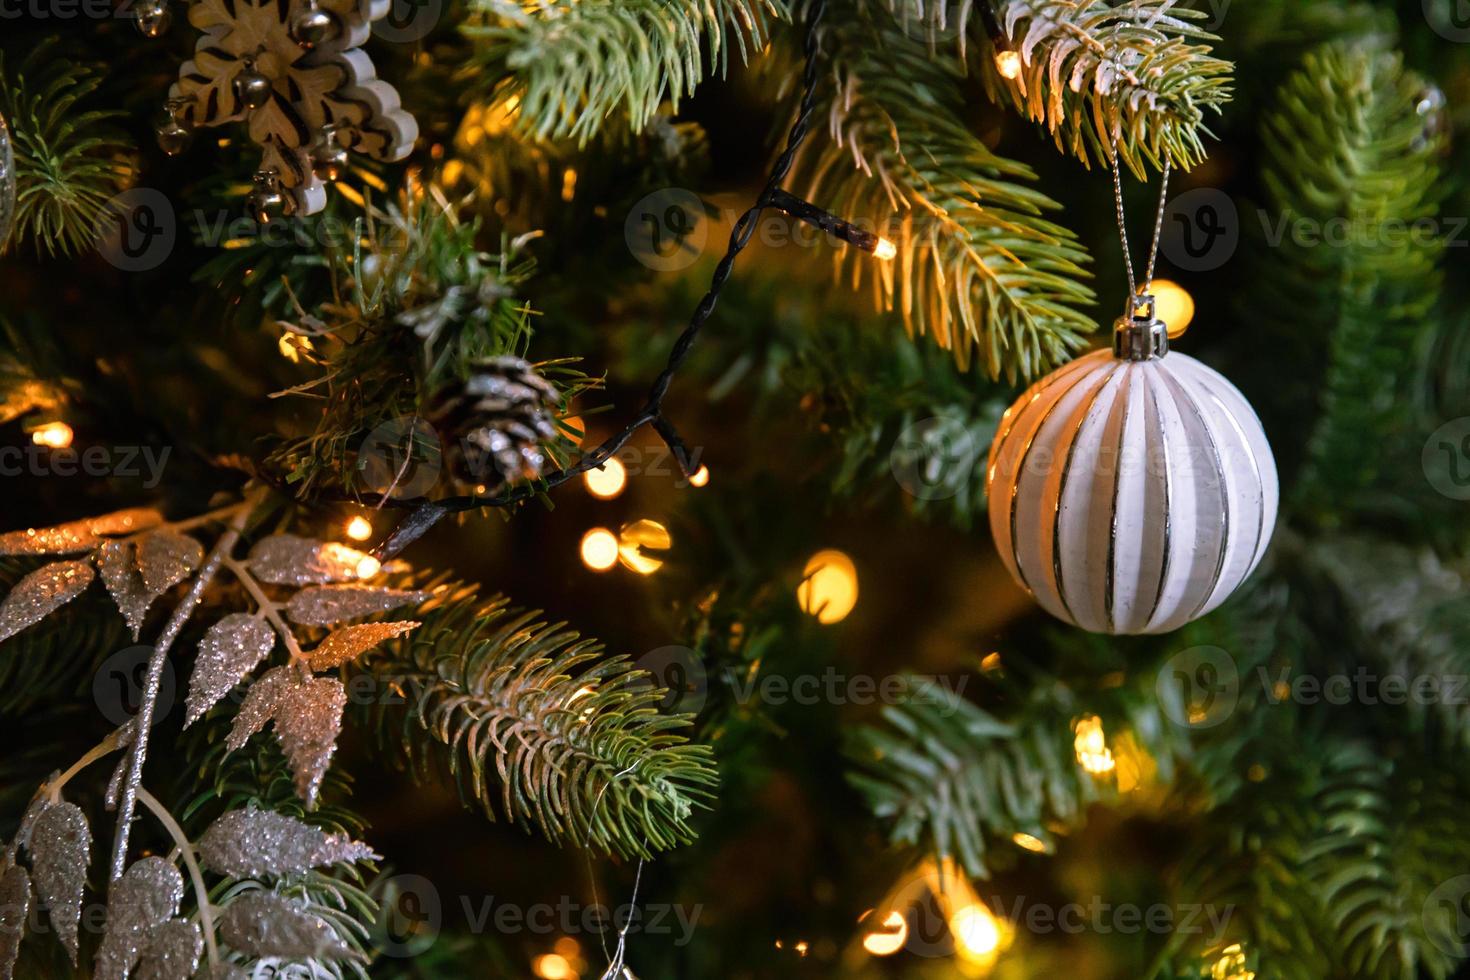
1,0 -> 1468,977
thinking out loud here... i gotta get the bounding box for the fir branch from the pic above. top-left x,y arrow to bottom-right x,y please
461,0 -> 789,143
973,0 -> 1233,175
1255,43 -> 1445,523
0,42 -> 133,257
799,0 -> 1096,381
356,581 -> 719,859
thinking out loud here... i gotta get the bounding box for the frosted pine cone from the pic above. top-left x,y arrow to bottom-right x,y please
432,357 -> 560,492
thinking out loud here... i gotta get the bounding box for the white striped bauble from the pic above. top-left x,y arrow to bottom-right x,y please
986,338 -> 1278,636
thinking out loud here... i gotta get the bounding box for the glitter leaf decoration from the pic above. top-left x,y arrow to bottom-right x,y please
94,856 -> 185,980
185,614 -> 276,726
286,585 -> 430,626
0,560 -> 95,643
0,508 -> 162,557
134,919 -> 203,980
247,535 -> 368,585
26,801 -> 90,964
217,892 -> 354,961
226,667 -> 347,806
305,621 -> 420,672
137,530 -> 204,596
0,864 -> 30,980
98,541 -> 153,638
197,807 -> 379,878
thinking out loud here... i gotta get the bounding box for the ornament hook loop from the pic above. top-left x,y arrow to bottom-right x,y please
1113,292 -> 1169,361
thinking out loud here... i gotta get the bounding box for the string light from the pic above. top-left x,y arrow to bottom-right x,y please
31,421 -> 74,449
618,519 -> 671,575
580,528 -> 619,571
354,555 -> 382,579
874,237 -> 897,260
1011,832 -> 1049,853
277,334 -> 314,362
1211,943 -> 1255,980
995,49 -> 1023,79
531,953 -> 576,980
796,549 -> 858,624
1073,714 -> 1116,775
859,909 -> 908,957
687,464 -> 710,488
344,515 -> 373,541
1149,279 -> 1196,338
584,458 -> 627,499
950,902 -> 1006,966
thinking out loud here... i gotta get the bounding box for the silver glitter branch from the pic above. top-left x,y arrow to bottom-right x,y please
136,787 -> 221,971
108,495 -> 259,884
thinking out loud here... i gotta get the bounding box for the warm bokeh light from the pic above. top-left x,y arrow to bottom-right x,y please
345,515 -> 373,541
618,519 -> 671,575
354,555 -> 382,580
31,421 -> 74,449
560,415 -> 586,446
1211,943 -> 1255,980
951,902 -> 1007,966
277,334 -> 314,362
1073,714 -> 1116,775
531,953 -> 575,980
995,49 -> 1023,80
584,458 -> 627,499
1011,832 -> 1048,853
874,237 -> 897,261
797,549 -> 859,624
687,465 -> 710,488
859,909 -> 908,957
1150,279 -> 1196,338
580,528 -> 619,571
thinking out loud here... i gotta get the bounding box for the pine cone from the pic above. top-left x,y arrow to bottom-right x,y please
431,357 -> 561,491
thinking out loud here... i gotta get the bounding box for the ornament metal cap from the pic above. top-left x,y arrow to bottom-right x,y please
1113,293 -> 1169,361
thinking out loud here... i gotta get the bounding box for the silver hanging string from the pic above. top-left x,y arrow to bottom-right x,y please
1108,142 -> 1172,315
585,760 -> 645,979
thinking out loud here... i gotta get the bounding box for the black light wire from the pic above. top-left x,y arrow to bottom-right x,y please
370,0 -> 839,561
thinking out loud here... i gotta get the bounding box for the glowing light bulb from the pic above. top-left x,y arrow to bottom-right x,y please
580,528 -> 619,571
1012,832 -> 1048,853
345,515 -> 373,541
996,49 -> 1023,80
796,549 -> 858,624
617,519 -> 671,575
1211,943 -> 1255,980
951,903 -> 1004,964
584,458 -> 627,499
1073,714 -> 1116,775
1149,279 -> 1196,338
687,465 -> 710,488
31,421 -> 73,449
277,334 -> 314,363
354,555 -> 382,580
874,237 -> 897,260
532,953 -> 575,980
859,909 -> 908,957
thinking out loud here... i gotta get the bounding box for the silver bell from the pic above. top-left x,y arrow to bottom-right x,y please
134,0 -> 171,37
248,171 -> 289,225
290,4 -> 340,47
234,67 -> 274,111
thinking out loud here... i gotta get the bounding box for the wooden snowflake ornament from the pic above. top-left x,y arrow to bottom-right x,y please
164,0 -> 418,220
